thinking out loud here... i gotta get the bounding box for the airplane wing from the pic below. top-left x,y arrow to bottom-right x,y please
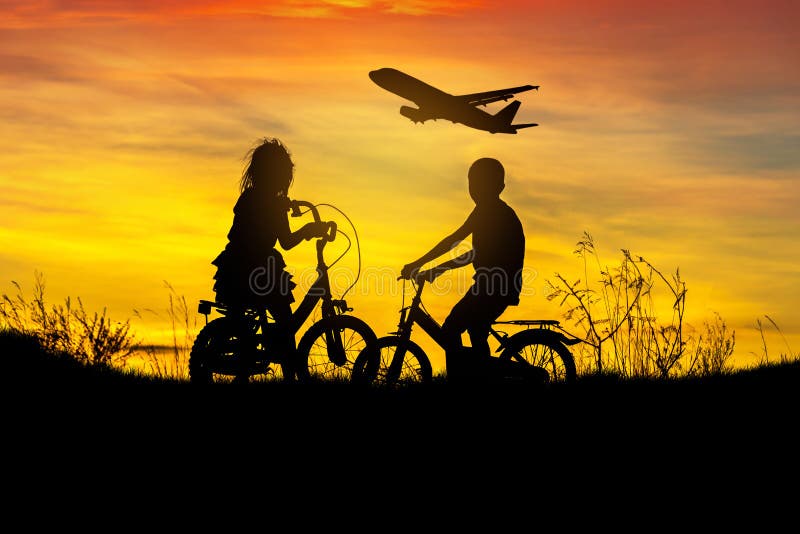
457,85 -> 538,107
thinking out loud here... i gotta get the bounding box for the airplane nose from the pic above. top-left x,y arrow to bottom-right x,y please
369,68 -> 397,90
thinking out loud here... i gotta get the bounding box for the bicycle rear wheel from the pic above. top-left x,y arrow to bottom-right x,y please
352,336 -> 432,387
498,330 -> 577,384
189,316 -> 286,384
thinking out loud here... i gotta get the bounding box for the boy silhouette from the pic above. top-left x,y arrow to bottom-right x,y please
400,158 -> 528,382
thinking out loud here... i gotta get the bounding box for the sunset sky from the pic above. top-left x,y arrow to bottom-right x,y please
2,0 -> 798,373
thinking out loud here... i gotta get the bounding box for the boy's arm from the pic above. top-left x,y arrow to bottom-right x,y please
416,250 -> 475,281
401,216 -> 474,279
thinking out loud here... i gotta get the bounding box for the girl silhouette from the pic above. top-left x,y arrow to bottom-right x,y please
211,138 -> 328,377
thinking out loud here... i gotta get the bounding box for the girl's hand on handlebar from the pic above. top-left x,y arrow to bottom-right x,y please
302,221 -> 330,240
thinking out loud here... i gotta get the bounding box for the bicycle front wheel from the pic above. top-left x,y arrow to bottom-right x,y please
499,330 -> 577,384
296,314 -> 377,382
352,336 -> 432,387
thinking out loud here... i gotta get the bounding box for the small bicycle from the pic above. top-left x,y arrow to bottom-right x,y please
352,276 -> 580,386
189,199 -> 377,384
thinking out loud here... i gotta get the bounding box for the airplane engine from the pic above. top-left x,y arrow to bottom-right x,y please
399,106 -> 430,123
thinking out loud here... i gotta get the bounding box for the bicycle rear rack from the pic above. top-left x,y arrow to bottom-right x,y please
197,300 -> 267,325
493,319 -> 560,327
492,319 -> 584,346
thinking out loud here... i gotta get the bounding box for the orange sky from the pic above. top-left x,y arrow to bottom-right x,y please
2,0 -> 798,372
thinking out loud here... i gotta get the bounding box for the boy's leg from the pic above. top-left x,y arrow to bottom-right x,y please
465,297 -> 508,381
471,303 -> 549,382
441,290 -> 491,383
466,299 -> 508,355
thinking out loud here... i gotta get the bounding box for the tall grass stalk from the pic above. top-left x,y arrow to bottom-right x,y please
685,312 -> 735,376
752,315 -> 797,365
132,282 -> 197,380
1,271 -> 136,366
546,232 -> 734,379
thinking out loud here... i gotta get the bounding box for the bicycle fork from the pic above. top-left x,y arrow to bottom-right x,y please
324,328 -> 347,366
386,307 -> 412,383
321,299 -> 353,367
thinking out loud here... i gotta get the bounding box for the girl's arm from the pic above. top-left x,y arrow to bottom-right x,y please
276,211 -> 327,250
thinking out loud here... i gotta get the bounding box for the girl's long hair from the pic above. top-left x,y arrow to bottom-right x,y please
240,137 -> 294,195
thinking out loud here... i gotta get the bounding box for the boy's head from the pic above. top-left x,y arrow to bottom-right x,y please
468,158 -> 505,204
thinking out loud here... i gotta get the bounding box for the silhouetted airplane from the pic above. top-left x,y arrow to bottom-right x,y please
369,68 -> 538,134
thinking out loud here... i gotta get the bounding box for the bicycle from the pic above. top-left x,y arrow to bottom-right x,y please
189,199 -> 377,384
351,276 -> 580,386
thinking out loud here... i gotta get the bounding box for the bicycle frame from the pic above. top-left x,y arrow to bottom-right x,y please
393,280 -> 444,344
387,279 -> 516,379
384,279 -> 581,381
198,199 -> 352,364
393,279 -> 516,353
285,200 -> 350,333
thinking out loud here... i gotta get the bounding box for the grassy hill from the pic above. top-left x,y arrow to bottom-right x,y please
4,325 -> 797,491
4,327 -> 796,425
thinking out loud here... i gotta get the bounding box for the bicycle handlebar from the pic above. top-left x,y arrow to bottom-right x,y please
325,221 -> 337,242
290,199 -> 336,242
290,200 -> 320,222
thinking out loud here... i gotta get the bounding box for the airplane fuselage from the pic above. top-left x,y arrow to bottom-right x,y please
369,68 -> 528,134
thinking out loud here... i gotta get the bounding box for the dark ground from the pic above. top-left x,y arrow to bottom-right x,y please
3,328 -> 797,519
5,328 -> 796,440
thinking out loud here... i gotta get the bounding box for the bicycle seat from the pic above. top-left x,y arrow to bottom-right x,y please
493,319 -> 560,327
198,300 -> 225,315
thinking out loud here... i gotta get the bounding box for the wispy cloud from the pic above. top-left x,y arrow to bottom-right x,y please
676,133 -> 800,175
0,0 -> 485,28
0,54 -> 87,83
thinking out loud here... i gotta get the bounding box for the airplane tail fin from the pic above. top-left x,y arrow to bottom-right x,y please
494,100 -> 521,124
